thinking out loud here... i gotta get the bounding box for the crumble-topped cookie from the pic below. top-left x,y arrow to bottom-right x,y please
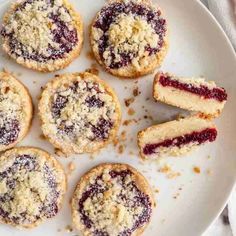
90,0 -> 168,78
72,163 -> 154,236
0,71 -> 33,152
38,72 -> 121,155
153,72 -> 228,117
0,147 -> 66,228
138,115 -> 217,159
1,0 -> 83,72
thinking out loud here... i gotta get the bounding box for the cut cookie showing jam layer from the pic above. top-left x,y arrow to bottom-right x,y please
1,0 -> 83,72
39,72 -> 121,155
90,0 -> 168,78
0,71 -> 33,151
0,147 -> 66,228
138,116 -> 217,159
153,72 -> 228,117
72,163 -> 154,236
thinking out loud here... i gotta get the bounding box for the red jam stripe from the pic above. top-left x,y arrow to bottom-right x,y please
158,74 -> 227,102
143,128 -> 217,155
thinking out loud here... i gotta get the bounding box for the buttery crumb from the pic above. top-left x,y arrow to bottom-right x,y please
123,119 -> 137,126
118,145 -> 124,154
146,97 -> 150,101
124,97 -> 135,107
85,67 -> 99,76
133,87 -> 140,97
128,108 -> 135,116
113,136 -> 119,147
39,133 -> 46,140
120,131 -> 126,141
154,188 -> 159,193
176,113 -> 186,120
86,51 -> 95,60
54,148 -> 67,157
159,165 -> 181,179
154,201 -> 157,207
65,225 -> 73,233
33,80 -> 37,84
67,162 -> 76,175
193,166 -> 201,174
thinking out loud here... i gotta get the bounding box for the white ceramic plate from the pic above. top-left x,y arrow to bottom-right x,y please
0,0 -> 236,235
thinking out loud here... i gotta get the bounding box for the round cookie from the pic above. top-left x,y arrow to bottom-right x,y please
72,163 -> 154,236
0,71 -> 33,152
38,72 -> 121,155
1,0 -> 83,72
90,0 -> 168,78
0,147 -> 66,228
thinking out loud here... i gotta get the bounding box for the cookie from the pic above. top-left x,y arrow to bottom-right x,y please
1,0 -> 83,72
72,163 -> 154,236
0,71 -> 33,152
153,72 -> 228,117
38,72 -> 121,155
90,0 -> 168,78
0,147 -> 66,228
138,115 -> 217,159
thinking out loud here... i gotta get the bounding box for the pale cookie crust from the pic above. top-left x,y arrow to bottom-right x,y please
0,71 -> 33,151
90,0 -> 168,79
137,115 -> 217,159
153,72 -> 227,118
0,147 -> 66,228
72,163 -> 154,236
1,0 -> 83,72
39,72 -> 121,155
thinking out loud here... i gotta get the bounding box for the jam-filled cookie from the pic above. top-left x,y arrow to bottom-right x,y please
138,115 -> 217,159
0,147 -> 66,228
153,72 -> 228,117
1,0 -> 83,72
90,0 -> 168,78
0,71 -> 33,152
39,72 -> 121,155
72,163 -> 154,236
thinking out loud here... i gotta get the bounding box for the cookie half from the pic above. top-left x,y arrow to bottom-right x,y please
90,0 -> 168,78
1,0 -> 83,72
0,71 -> 33,151
153,72 -> 228,117
39,72 -> 121,155
138,115 -> 217,159
0,147 -> 66,228
72,163 -> 154,236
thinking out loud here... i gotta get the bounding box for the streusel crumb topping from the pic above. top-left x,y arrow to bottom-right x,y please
1,0 -> 78,61
75,168 -> 152,235
0,149 -> 65,226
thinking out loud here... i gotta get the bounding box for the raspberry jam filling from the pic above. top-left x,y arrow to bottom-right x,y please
0,155 -> 60,224
51,81 -> 114,141
0,118 -> 20,146
159,74 -> 227,102
93,1 -> 167,69
143,128 -> 217,155
78,170 -> 152,235
1,0 -> 78,62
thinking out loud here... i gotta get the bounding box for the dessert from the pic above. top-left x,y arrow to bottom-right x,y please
138,115 -> 217,159
0,147 -> 66,228
1,0 -> 83,72
39,72 -> 121,155
153,72 -> 228,117
90,0 -> 168,78
0,71 -> 33,152
72,163 -> 154,236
